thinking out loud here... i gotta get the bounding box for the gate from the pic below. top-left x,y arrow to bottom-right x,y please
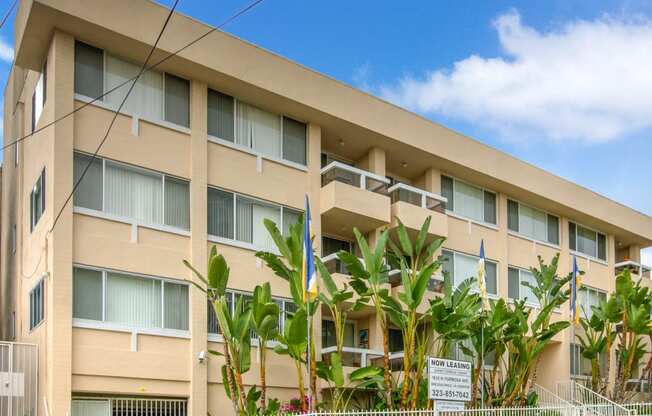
0,342 -> 38,416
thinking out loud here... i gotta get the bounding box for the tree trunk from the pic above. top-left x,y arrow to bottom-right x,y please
223,344 -> 239,414
381,313 -> 393,409
260,346 -> 267,411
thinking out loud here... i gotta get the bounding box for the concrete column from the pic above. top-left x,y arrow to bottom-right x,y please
559,216 -> 572,380
189,80 -> 208,415
421,167 -> 441,194
356,147 -> 386,176
496,193 -> 509,300
48,30 -> 75,416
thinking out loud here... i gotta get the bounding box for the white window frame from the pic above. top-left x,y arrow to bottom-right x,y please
207,186 -> 302,253
443,174 -> 498,228
207,288 -> 295,347
74,44 -> 191,134
507,199 -> 560,248
507,266 -> 540,308
11,223 -> 16,255
578,285 -> 607,320
207,91 -> 308,170
570,221 -> 608,263
441,248 -> 499,297
29,278 -> 45,332
72,152 -> 191,236
72,264 -> 191,338
30,168 -> 46,233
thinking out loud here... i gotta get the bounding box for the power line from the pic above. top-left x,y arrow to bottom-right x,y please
48,0 -> 265,233
49,0 -> 180,232
0,0 -> 18,31
2,0 -> 265,152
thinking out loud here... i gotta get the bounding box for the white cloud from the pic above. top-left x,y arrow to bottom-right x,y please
0,37 -> 13,63
380,12 -> 652,142
642,247 -> 652,267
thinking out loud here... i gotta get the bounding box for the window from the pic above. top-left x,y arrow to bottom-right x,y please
441,175 -> 496,224
579,286 -> 606,320
74,41 -> 190,127
73,267 -> 189,331
31,60 -> 47,132
507,200 -> 559,245
322,320 -> 355,348
569,222 -> 607,261
207,187 -> 301,250
30,169 -> 46,232
322,236 -> 354,274
29,279 -> 45,330
207,88 -> 307,166
11,224 -> 16,254
508,267 -> 539,307
208,289 -> 295,339
73,153 -> 190,230
72,397 -> 187,416
388,328 -> 403,353
451,339 -> 496,367
571,343 -> 606,378
441,249 -> 498,295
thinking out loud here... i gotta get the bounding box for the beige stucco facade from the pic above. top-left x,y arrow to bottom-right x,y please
2,0 -> 652,415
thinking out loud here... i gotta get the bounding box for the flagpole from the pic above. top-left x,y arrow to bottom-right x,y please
307,294 -> 312,411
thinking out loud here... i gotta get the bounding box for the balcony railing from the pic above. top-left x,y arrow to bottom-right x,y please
615,260 -> 651,278
321,161 -> 390,193
388,183 -> 447,213
321,346 -> 383,367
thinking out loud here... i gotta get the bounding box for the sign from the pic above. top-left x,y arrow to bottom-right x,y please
427,357 -> 472,402
435,400 -> 465,412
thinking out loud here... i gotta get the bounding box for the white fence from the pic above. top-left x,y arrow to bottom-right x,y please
0,342 -> 38,416
72,397 -> 188,415
292,408 -> 576,416
557,381 -> 633,416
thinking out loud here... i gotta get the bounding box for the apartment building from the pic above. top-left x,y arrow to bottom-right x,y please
2,0 -> 652,415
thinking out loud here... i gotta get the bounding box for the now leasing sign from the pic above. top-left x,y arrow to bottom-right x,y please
427,357 -> 472,402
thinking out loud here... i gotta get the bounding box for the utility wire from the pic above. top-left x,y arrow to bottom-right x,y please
49,0 -> 180,232
48,0 -> 265,233
2,0 -> 265,152
0,0 -> 18,31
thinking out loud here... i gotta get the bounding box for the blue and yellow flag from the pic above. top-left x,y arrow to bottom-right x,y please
477,240 -> 491,311
303,195 -> 317,300
570,256 -> 582,325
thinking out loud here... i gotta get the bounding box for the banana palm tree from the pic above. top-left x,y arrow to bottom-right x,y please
250,282 -> 280,410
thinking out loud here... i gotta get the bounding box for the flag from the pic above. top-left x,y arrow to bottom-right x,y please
477,240 -> 491,311
570,256 -> 582,325
303,195 -> 317,300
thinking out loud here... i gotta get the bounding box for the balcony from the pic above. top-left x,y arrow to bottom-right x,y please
388,183 -> 448,239
320,162 -> 391,238
615,260 -> 651,279
321,346 -> 383,368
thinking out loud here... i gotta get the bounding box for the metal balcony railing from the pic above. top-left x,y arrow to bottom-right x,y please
387,182 -> 447,213
321,346 -> 384,368
321,161 -> 390,193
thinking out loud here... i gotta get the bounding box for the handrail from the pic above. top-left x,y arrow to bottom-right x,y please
615,260 -> 651,274
320,161 -> 390,190
387,182 -> 448,204
557,380 -> 632,416
321,346 -> 384,367
532,383 -> 573,409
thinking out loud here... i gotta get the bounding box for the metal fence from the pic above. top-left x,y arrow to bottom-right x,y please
624,402 -> 652,416
72,397 -> 188,416
0,341 -> 38,416
557,381 -> 633,416
289,408 -> 577,416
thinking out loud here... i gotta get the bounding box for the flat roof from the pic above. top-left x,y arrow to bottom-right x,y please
12,0 -> 652,247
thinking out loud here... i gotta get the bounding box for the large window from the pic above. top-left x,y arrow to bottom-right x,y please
207,187 -> 301,251
73,153 -> 190,230
508,266 -> 539,307
569,222 -> 607,261
441,175 -> 496,225
579,286 -> 606,320
73,267 -> 189,331
441,249 -> 498,295
322,320 -> 355,348
74,41 -> 190,128
570,343 -> 606,378
32,60 -> 47,132
29,278 -> 45,330
30,168 -> 46,232
208,289 -> 296,339
507,200 -> 559,245
207,88 -> 307,166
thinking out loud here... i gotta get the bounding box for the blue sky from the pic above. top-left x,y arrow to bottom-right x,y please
1,0 -> 651,261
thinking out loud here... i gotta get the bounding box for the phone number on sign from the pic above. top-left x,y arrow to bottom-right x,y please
430,389 -> 470,400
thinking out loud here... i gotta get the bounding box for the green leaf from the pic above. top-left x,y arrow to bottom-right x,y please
349,365 -> 383,381
208,254 -> 229,296
331,352 -> 345,388
394,218 -> 413,257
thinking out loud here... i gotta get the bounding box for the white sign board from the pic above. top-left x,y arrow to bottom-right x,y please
428,357 -> 472,402
435,400 -> 466,412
